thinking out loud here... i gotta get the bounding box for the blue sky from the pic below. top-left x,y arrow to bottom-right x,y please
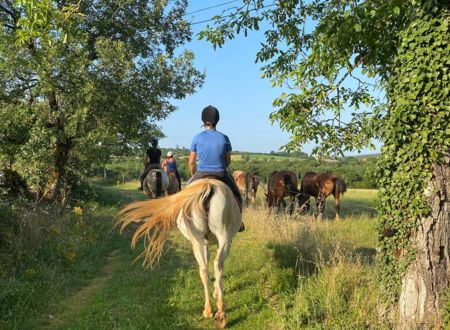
157,1 -> 381,156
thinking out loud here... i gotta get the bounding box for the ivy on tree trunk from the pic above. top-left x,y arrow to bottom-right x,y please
378,3 -> 450,325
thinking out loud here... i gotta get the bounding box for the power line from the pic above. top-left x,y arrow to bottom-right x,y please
183,0 -> 240,17
190,2 -> 276,26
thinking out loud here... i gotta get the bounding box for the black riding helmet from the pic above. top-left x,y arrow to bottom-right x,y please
151,138 -> 158,147
201,105 -> 220,125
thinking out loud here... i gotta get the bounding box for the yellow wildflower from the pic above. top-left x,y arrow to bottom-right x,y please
73,206 -> 83,216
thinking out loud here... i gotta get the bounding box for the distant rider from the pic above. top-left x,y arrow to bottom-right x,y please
188,105 -> 244,231
139,138 -> 162,191
162,151 -> 182,191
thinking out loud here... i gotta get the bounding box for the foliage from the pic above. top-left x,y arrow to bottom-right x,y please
0,0 -> 205,200
92,153 -> 378,189
230,155 -> 378,188
0,180 -> 150,328
199,0 -> 413,156
376,4 -> 450,301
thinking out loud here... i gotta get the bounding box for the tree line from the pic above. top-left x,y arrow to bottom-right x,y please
94,152 -> 378,190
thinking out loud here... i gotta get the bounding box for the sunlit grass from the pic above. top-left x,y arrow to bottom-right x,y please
4,182 -> 383,329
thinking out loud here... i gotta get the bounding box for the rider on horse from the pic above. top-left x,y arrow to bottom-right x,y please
188,105 -> 244,231
162,151 -> 182,191
139,138 -> 162,191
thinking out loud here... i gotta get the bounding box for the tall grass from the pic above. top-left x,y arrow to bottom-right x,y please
242,206 -> 383,328
1,185 -> 384,328
0,188 -> 132,329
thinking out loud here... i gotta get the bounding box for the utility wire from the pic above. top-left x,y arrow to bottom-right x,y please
190,2 -> 276,26
183,0 -> 240,17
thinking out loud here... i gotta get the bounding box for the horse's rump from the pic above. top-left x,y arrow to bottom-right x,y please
232,170 -> 260,205
298,171 -> 346,220
167,172 -> 180,195
117,179 -> 241,266
144,169 -> 168,198
266,171 -> 300,213
300,172 -> 346,197
267,171 -> 299,197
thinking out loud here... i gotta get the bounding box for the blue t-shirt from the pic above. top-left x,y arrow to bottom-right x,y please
165,159 -> 177,172
190,130 -> 232,172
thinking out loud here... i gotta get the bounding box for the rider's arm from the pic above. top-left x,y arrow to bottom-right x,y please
188,152 -> 197,176
144,153 -> 149,166
225,152 -> 231,167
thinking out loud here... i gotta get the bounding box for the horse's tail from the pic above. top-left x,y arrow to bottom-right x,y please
156,171 -> 162,197
116,181 -> 215,267
334,178 -> 347,196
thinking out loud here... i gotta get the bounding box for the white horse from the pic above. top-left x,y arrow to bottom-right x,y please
117,179 -> 242,328
143,169 -> 169,198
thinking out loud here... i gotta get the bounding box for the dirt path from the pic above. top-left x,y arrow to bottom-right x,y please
42,249 -> 122,329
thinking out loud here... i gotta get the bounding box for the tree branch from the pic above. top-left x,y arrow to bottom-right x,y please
349,72 -> 377,87
0,3 -> 15,19
3,22 -> 16,30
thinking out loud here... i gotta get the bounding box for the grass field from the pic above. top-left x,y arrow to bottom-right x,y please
2,182 -> 384,329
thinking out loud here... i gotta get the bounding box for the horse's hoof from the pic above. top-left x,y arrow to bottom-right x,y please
214,312 -> 227,329
203,310 -> 213,318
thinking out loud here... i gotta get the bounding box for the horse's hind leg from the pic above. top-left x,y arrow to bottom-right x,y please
192,241 -> 213,318
316,193 -> 326,220
334,192 -> 341,221
213,240 -> 230,329
287,196 -> 295,215
278,198 -> 286,213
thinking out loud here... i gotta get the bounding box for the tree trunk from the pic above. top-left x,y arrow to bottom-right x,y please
399,155 -> 450,327
44,90 -> 73,204
46,138 -> 73,203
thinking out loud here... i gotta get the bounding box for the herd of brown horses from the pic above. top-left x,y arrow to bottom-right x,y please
233,170 -> 347,220
145,169 -> 346,220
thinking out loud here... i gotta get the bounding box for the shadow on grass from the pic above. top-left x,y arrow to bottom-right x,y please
266,236 -> 377,289
298,197 -> 378,219
352,247 -> 377,265
267,242 -> 318,280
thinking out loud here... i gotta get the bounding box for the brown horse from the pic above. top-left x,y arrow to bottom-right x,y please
266,171 -> 300,214
167,172 -> 180,195
298,172 -> 347,220
232,170 -> 261,206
